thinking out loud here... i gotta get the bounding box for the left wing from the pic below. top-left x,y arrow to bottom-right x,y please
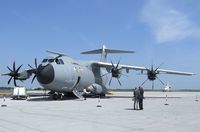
94,61 -> 195,76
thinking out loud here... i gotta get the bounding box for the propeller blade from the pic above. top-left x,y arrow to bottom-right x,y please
145,67 -> 150,71
116,59 -> 121,69
8,77 -> 13,85
118,67 -> 124,71
155,63 -> 164,72
7,66 -> 12,72
101,72 -> 111,77
29,58 -> 41,83
13,62 -> 16,72
28,64 -> 34,69
111,61 -> 114,68
156,76 -> 165,85
35,58 -> 38,68
31,75 -> 37,84
117,78 -> 122,86
16,64 -> 23,73
14,78 -> 17,87
151,64 -> 153,71
140,79 -> 148,87
109,77 -> 112,86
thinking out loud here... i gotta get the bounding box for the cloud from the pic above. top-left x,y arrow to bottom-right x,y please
141,0 -> 200,44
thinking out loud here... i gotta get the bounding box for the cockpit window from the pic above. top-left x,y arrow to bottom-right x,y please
42,58 -> 64,64
48,59 -> 54,63
42,59 -> 48,63
55,59 -> 64,64
59,59 -> 64,64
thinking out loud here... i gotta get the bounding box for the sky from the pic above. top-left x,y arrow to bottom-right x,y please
0,0 -> 199,89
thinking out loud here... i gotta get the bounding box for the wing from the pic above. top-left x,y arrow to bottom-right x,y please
93,61 -> 195,76
156,69 -> 195,75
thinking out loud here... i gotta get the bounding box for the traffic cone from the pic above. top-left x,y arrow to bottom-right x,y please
164,94 -> 169,105
1,95 -> 7,107
195,95 -> 199,102
96,95 -> 102,107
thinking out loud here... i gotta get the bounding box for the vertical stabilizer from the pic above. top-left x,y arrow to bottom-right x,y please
81,45 -> 135,62
101,45 -> 107,62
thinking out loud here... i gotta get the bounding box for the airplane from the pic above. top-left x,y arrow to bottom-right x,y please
2,45 -> 195,100
163,83 -> 172,92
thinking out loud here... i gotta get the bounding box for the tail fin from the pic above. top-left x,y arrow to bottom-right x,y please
81,45 -> 135,62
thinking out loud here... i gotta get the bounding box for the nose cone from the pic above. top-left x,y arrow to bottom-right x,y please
37,64 -> 55,84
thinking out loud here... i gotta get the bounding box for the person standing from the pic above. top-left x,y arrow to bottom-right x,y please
133,87 -> 140,110
138,86 -> 144,110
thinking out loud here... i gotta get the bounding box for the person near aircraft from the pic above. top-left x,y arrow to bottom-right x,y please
138,86 -> 144,110
133,87 -> 140,110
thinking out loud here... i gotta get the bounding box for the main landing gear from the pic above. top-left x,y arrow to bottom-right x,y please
52,92 -> 64,100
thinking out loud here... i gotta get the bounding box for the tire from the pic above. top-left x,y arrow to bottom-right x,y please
53,93 -> 58,100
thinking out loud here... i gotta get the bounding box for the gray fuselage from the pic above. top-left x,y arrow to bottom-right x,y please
37,55 -> 108,94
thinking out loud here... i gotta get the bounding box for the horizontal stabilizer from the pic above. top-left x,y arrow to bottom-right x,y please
81,45 -> 134,62
81,49 -> 135,54
81,49 -> 102,54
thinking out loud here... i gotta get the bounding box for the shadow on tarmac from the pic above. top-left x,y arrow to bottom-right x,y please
27,96 -> 79,102
124,108 -> 143,111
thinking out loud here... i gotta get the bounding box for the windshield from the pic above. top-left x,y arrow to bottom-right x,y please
42,59 -> 48,63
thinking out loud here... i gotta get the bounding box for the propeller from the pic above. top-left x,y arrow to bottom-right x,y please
28,58 -> 38,83
2,62 -> 23,87
102,60 -> 126,86
140,63 -> 165,90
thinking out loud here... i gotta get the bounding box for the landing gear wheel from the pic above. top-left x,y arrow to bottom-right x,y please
57,93 -> 64,100
98,93 -> 105,98
53,93 -> 58,100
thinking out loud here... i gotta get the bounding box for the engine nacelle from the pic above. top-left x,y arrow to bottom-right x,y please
147,71 -> 157,81
111,66 -> 122,78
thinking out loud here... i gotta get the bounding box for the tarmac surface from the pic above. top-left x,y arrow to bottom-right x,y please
0,92 -> 200,132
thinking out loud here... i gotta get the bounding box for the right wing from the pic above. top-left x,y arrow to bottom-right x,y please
93,61 -> 195,76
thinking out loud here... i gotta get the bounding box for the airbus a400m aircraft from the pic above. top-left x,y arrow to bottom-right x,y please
2,45 -> 194,100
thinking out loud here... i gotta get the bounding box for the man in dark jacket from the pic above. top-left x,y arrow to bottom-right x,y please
138,86 -> 144,110
133,87 -> 140,110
